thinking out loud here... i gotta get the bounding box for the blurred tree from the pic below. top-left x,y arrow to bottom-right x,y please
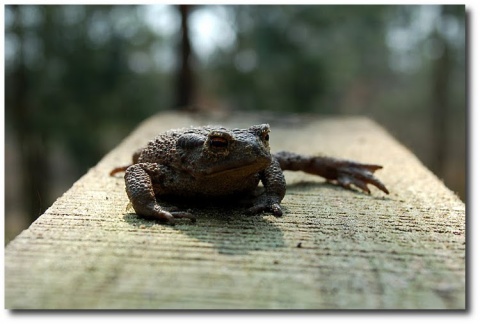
5,4 -> 465,243
175,4 -> 195,109
205,5 -> 391,113
430,5 -> 465,178
5,5 -> 176,224
8,5 -> 49,221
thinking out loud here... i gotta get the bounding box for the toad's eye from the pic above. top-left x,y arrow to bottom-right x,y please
210,136 -> 228,148
259,131 -> 269,142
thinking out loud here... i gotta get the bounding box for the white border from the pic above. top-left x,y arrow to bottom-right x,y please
1,1 -> 475,322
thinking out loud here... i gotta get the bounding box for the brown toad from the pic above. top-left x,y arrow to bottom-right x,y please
110,124 -> 388,224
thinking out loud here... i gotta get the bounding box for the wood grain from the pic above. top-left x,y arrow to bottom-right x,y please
5,112 -> 465,309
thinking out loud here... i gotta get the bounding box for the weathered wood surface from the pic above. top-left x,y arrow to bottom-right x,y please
5,112 -> 465,309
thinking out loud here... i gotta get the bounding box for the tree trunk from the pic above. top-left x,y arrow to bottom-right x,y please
430,11 -> 451,176
175,5 -> 195,110
9,5 -> 50,223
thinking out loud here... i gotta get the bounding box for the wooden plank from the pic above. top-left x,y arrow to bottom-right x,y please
5,112 -> 465,309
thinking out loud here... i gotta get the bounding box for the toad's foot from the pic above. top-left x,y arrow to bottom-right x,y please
125,163 -> 196,225
247,195 -> 283,217
138,205 -> 196,225
328,162 -> 389,194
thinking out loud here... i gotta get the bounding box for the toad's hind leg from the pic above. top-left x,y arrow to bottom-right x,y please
110,148 -> 144,176
125,163 -> 195,224
273,151 -> 389,194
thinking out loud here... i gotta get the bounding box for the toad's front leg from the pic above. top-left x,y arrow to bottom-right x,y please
273,151 -> 389,194
125,163 -> 195,224
248,158 -> 287,216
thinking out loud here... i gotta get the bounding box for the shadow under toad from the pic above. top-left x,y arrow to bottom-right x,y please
122,181 -> 391,255
287,180 -> 393,200
122,197 -> 285,256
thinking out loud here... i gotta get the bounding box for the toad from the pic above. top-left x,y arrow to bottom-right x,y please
110,124 -> 388,224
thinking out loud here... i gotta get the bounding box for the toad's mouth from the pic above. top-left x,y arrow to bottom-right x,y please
201,157 -> 271,178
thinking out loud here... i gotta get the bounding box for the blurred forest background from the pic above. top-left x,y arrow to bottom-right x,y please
4,5 -> 465,243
